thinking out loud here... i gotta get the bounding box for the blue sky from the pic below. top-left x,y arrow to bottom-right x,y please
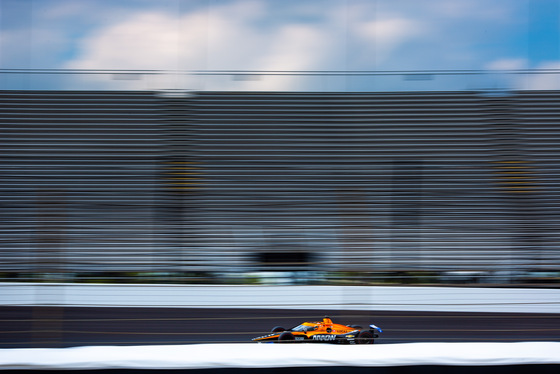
1,0 -> 560,90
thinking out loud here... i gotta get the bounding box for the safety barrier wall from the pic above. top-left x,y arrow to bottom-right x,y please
1,283 -> 559,313
0,342 -> 559,372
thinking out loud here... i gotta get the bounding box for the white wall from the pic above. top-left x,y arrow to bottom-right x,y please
2,342 -> 560,370
1,283 -> 559,313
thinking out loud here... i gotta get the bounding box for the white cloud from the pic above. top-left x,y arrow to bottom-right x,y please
58,0 -> 530,91
479,59 -> 560,91
64,8 -> 212,90
485,58 -> 528,71
63,0 -> 432,90
67,13 -> 184,70
355,17 -> 428,64
523,61 -> 560,90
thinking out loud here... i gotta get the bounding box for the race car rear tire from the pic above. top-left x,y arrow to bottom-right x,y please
271,326 -> 286,333
278,332 -> 295,342
356,330 -> 374,344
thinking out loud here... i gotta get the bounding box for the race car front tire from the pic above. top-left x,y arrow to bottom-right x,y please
278,332 -> 295,342
356,330 -> 374,344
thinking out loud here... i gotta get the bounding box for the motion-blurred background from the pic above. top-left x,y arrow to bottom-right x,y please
0,0 -> 559,349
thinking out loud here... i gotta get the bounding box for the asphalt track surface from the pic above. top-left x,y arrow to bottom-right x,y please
1,306 -> 558,348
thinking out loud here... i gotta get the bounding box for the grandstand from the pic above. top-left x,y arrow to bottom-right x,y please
1,90 -> 559,284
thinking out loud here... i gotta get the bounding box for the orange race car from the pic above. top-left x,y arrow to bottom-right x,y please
252,317 -> 382,344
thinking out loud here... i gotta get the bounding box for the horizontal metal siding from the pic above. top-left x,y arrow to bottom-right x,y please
192,92 -> 519,272
0,91 -> 163,272
513,92 -> 560,269
0,90 -> 559,276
